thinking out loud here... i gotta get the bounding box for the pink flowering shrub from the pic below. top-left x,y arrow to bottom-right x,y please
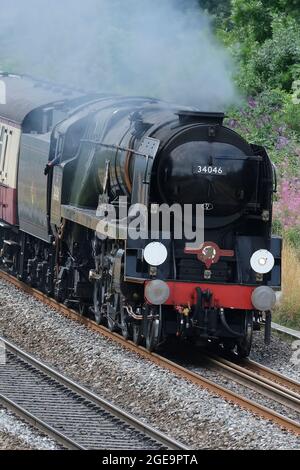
274,178 -> 300,229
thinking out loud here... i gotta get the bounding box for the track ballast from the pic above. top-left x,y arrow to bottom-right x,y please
0,335 -> 188,450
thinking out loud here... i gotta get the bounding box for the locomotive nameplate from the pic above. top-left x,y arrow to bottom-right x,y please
192,165 -> 227,175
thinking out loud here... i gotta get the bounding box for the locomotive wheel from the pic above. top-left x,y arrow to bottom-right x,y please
93,281 -> 104,325
132,323 -> 142,346
236,313 -> 253,358
79,302 -> 88,316
107,308 -> 116,332
54,273 -> 68,304
222,339 -> 236,354
107,316 -> 116,332
146,318 -> 160,352
121,320 -> 131,340
120,301 -> 132,341
45,267 -> 54,297
107,293 -> 119,332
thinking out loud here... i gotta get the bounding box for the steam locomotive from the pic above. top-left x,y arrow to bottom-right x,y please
0,74 -> 281,357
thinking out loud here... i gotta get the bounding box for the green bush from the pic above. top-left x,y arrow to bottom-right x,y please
283,97 -> 300,134
231,0 -> 273,43
284,227 -> 300,253
255,16 -> 300,91
234,15 -> 300,94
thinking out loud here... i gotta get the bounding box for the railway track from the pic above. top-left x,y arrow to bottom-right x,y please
0,269 -> 299,437
0,335 -> 188,450
202,354 -> 300,414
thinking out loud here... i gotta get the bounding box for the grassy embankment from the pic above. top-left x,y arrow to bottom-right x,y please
274,242 -> 300,328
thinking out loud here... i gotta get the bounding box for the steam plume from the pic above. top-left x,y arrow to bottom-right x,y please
0,0 -> 237,109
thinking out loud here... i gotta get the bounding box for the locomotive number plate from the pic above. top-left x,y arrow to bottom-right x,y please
193,165 -> 226,175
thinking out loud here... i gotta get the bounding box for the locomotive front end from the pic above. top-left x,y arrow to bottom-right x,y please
133,111 -> 281,355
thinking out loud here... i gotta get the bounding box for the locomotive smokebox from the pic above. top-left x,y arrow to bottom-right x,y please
155,125 -> 258,218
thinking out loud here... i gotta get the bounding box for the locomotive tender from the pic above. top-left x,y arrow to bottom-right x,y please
0,74 -> 281,356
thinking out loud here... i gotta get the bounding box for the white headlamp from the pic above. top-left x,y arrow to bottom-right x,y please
250,249 -> 275,274
143,242 -> 168,267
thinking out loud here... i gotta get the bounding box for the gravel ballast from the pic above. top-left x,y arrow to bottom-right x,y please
182,362 -> 300,423
0,407 -> 58,450
0,278 -> 299,450
251,330 -> 300,382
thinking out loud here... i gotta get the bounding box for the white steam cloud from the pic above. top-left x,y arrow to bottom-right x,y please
0,0 -> 237,109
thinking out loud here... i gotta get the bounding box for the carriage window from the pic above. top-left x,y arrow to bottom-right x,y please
0,126 -> 5,174
0,128 -> 9,175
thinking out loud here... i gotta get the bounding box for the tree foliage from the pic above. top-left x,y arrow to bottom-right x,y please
205,0 -> 300,94
198,0 -> 231,19
236,15 -> 300,93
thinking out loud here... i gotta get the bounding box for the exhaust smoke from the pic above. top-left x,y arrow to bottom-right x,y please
0,0 -> 238,109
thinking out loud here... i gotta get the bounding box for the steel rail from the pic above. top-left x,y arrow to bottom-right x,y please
0,394 -> 85,450
245,358 -> 300,394
0,334 -> 188,450
202,354 -> 300,414
0,269 -> 299,436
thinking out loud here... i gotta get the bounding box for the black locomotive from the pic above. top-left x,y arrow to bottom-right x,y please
0,74 -> 281,356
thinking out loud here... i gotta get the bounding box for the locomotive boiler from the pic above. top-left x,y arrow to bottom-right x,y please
0,73 -> 281,356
